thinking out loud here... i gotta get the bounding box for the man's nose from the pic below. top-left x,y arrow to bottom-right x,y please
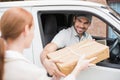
79,23 -> 84,28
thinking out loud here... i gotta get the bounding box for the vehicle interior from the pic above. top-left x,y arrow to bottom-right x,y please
39,12 -> 120,69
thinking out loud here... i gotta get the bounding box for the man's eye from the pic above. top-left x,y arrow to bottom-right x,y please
84,22 -> 89,24
77,19 -> 81,22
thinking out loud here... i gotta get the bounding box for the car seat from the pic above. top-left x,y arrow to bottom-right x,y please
44,15 -> 57,45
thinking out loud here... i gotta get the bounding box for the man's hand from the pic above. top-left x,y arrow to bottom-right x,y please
40,43 -> 65,80
43,58 -> 65,80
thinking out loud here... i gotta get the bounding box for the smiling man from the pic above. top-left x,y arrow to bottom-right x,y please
40,14 -> 93,79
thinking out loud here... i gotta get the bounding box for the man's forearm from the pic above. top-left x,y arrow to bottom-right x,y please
40,50 -> 49,65
40,43 -> 58,65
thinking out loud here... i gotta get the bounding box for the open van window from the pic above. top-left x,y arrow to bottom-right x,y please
38,12 -> 95,47
38,12 -> 108,43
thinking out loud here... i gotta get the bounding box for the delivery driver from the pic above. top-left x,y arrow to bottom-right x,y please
40,14 -> 93,80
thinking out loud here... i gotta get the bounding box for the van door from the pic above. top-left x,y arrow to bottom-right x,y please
32,5 -> 120,80
31,7 -> 44,68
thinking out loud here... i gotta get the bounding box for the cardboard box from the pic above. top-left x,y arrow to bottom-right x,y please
47,40 -> 109,75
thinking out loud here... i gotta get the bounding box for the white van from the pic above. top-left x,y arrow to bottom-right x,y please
0,1 -> 120,80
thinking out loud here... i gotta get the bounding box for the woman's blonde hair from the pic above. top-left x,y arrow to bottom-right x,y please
0,7 -> 33,40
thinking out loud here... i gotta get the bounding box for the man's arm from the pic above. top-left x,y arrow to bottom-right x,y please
40,42 -> 57,64
40,42 -> 65,78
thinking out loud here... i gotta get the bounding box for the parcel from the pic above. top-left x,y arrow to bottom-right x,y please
47,40 -> 109,75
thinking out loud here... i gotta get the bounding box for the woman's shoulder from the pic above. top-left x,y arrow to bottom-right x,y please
5,59 -> 47,78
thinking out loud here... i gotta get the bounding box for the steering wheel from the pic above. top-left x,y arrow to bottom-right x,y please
110,38 -> 118,52
109,38 -> 120,63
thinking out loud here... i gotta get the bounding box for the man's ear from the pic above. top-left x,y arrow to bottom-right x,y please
24,24 -> 29,36
73,16 -> 76,23
73,16 -> 75,25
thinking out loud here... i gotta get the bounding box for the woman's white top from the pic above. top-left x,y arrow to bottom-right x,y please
4,50 -> 51,80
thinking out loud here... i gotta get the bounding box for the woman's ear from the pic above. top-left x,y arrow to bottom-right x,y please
24,24 -> 30,37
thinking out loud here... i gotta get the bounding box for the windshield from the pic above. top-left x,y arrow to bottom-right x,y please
108,6 -> 120,21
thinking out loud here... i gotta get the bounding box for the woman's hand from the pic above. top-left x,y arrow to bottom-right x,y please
71,55 -> 97,77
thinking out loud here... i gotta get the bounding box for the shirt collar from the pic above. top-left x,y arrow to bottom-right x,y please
71,26 -> 78,36
71,26 -> 86,37
5,50 -> 30,63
